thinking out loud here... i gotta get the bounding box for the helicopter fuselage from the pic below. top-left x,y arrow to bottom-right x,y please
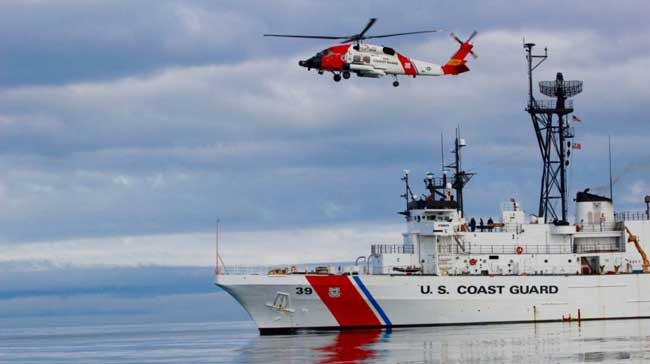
299,43 -> 460,79
267,18 -> 475,86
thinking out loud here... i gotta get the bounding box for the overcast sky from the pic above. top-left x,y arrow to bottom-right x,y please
2,0 -> 650,270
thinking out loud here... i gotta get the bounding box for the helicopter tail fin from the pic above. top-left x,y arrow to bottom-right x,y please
441,31 -> 477,75
441,43 -> 472,75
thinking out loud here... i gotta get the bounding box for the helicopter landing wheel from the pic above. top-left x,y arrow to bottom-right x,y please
342,71 -> 351,79
393,81 -> 399,87
333,73 -> 342,82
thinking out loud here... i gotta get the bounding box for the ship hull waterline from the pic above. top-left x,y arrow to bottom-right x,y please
217,273 -> 650,334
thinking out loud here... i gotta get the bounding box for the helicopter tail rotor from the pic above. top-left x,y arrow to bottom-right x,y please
449,31 -> 478,59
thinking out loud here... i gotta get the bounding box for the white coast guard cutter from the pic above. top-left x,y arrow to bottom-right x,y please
216,132 -> 650,334
216,42 -> 650,335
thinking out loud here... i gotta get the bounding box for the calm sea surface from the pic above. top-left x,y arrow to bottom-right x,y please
2,319 -> 650,363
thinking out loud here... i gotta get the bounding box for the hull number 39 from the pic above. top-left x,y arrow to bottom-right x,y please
295,287 -> 313,295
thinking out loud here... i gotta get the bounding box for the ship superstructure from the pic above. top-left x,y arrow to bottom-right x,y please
369,146 -> 643,278
216,43 -> 650,334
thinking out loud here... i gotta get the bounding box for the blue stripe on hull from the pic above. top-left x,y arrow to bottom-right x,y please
352,276 -> 392,326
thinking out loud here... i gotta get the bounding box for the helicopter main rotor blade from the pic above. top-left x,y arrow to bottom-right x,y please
344,29 -> 443,43
263,34 -> 347,40
358,18 -> 377,38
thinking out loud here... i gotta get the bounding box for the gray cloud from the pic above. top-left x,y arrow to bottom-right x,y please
1,1 -> 647,87
0,1 -> 649,249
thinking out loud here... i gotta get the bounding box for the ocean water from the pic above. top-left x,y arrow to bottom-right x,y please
2,319 -> 650,363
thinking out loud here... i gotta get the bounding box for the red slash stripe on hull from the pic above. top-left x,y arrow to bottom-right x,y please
306,275 -> 380,327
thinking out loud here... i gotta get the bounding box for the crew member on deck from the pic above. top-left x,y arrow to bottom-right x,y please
487,217 -> 494,232
479,218 -> 485,232
470,217 -> 476,232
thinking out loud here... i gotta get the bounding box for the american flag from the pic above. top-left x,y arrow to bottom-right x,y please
572,143 -> 582,150
572,115 -> 582,122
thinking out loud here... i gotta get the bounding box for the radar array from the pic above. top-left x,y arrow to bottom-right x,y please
524,43 -> 583,224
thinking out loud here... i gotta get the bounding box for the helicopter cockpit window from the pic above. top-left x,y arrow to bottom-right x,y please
362,56 -> 371,64
382,47 -> 395,55
352,55 -> 361,63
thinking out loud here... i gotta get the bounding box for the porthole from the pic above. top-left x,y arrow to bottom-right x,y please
544,259 -> 548,263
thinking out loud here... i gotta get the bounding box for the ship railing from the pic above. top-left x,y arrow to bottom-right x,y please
498,223 -> 524,233
467,223 -> 523,233
573,242 -> 624,253
439,243 -> 572,255
440,241 -> 626,255
371,265 -> 423,275
615,210 -> 650,222
218,265 -> 290,275
371,244 -> 415,255
527,99 -> 574,113
218,262 -> 360,276
577,222 -> 619,232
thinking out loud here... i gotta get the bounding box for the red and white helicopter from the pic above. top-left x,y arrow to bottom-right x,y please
264,18 -> 477,87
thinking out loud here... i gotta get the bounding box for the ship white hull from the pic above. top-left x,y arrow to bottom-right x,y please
217,273 -> 650,334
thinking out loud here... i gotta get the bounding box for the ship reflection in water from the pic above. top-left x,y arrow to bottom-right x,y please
238,319 -> 650,363
3,320 -> 650,363
315,329 -> 385,363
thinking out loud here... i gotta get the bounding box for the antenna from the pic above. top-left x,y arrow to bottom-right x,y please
215,218 -> 220,275
399,169 -> 414,218
215,218 -> 227,275
440,132 -> 445,175
609,135 -> 614,201
525,43 -> 582,224
447,127 -> 474,216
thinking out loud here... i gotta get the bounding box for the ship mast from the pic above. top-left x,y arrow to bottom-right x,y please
447,128 -> 474,216
524,42 -> 582,224
400,129 -> 473,217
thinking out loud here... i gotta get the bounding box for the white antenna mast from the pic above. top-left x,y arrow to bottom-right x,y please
440,132 -> 445,174
215,218 -> 224,275
609,135 -> 614,201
